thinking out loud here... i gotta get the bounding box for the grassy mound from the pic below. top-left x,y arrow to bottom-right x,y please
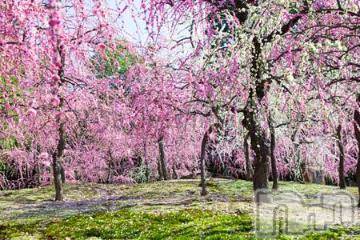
1,179 -> 360,239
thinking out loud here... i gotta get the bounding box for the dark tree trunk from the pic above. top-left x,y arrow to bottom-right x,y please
52,122 -> 65,201
172,165 -> 178,179
52,42 -> 66,201
142,116 -> 150,182
244,133 -> 253,180
158,136 -> 168,180
336,124 -> 346,189
268,114 -> 278,190
245,125 -> 269,190
354,94 -> 360,206
200,129 -> 209,196
243,94 -> 269,191
291,130 -> 303,183
36,163 -> 41,186
252,139 -> 269,191
106,150 -> 114,184
157,158 -> 163,180
242,36 -> 269,191
60,164 -> 65,184
143,142 -> 150,181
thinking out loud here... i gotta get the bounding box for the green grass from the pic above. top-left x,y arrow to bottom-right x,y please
215,180 -> 358,199
1,209 -> 254,240
2,209 -> 360,240
0,179 -> 359,239
1,179 -> 355,206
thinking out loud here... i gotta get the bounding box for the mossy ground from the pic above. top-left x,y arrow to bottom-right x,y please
0,179 -> 359,239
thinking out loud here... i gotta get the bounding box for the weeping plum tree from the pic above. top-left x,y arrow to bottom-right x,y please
140,0 -> 359,192
141,0 -> 311,190
294,0 -> 359,189
0,0 -> 359,202
0,0 -> 118,200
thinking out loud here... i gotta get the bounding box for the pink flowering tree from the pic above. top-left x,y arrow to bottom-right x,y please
0,0 -> 359,203
0,0 -> 119,200
140,0 -> 360,193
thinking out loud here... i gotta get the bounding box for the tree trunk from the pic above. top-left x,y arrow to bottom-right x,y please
157,158 -> 163,180
251,139 -> 270,203
52,38 -> 66,201
106,150 -> 113,184
242,36 -> 269,191
158,136 -> 168,180
268,114 -> 278,190
52,122 -> 65,201
244,133 -> 253,180
292,136 -> 302,182
200,129 -> 209,196
36,163 -> 41,186
142,115 -> 150,182
252,137 -> 269,191
243,94 -> 269,191
143,141 -> 150,182
172,165 -> 178,179
336,124 -> 346,189
60,164 -> 65,184
354,94 -> 360,206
